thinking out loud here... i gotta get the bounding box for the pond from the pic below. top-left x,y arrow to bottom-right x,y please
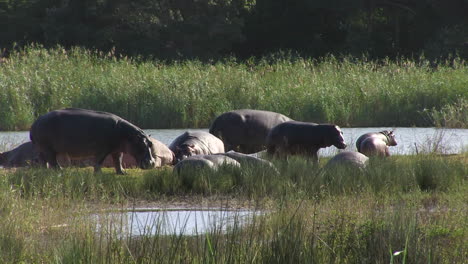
94,207 -> 261,237
1,127 -> 467,155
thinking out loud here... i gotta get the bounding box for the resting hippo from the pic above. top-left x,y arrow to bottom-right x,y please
356,130 -> 397,157
325,151 -> 369,170
266,121 -> 347,162
209,109 -> 292,153
0,141 -> 38,167
219,151 -> 278,171
0,138 -> 173,169
169,131 -> 225,162
30,108 -> 155,174
173,154 -> 240,174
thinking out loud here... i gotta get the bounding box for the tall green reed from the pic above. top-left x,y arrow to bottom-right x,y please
1,45 -> 466,130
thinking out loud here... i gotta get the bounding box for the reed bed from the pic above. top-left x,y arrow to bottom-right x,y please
1,45 -> 467,130
0,153 -> 466,263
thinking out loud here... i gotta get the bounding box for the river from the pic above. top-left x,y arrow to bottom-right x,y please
1,127 -> 466,155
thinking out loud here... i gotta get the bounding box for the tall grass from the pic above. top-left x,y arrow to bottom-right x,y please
0,154 -> 466,262
1,45 -> 467,130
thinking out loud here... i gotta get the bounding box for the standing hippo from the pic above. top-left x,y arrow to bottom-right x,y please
173,154 -> 240,174
209,109 -> 292,153
266,121 -> 347,162
356,130 -> 397,157
30,108 -> 155,174
169,131 -> 225,162
325,151 -> 369,170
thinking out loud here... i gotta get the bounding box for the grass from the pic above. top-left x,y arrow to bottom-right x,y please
0,153 -> 466,263
1,45 -> 467,130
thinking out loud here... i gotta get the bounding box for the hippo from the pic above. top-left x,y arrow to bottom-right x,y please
173,154 -> 240,174
356,130 -> 397,157
218,151 -> 278,173
29,108 -> 155,174
209,109 -> 292,153
325,151 -> 369,170
266,121 -> 347,162
99,137 -> 175,168
169,131 -> 225,162
0,141 -> 38,167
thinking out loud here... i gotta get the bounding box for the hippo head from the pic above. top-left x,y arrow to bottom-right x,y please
174,144 -> 197,162
381,130 -> 398,146
128,135 -> 155,169
330,125 -> 347,149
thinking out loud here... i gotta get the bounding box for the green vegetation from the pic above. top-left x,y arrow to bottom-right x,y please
1,46 -> 467,130
0,154 -> 466,263
1,0 -> 467,60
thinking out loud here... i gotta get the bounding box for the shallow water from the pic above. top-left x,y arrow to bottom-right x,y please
94,207 -> 260,236
1,127 -> 466,155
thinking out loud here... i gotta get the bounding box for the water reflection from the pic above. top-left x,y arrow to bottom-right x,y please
94,208 -> 260,236
1,127 -> 467,155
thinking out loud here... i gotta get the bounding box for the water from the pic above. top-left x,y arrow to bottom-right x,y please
1,127 -> 466,155
94,207 -> 260,236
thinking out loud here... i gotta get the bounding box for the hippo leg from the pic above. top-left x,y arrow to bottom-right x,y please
42,149 -> 61,169
93,152 -> 110,174
111,152 -> 125,175
306,148 -> 319,164
385,147 -> 391,157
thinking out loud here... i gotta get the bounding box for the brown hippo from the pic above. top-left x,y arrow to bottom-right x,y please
266,121 -> 347,162
209,109 -> 292,154
173,154 -> 240,174
356,130 -> 397,157
30,108 -> 155,174
169,131 -> 225,163
99,137 -> 175,168
325,151 -> 369,170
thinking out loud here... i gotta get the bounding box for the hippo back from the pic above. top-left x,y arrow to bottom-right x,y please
325,151 -> 369,170
173,154 -> 240,174
209,109 -> 292,153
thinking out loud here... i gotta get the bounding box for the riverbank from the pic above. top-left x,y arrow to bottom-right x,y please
1,46 -> 467,130
0,154 -> 466,262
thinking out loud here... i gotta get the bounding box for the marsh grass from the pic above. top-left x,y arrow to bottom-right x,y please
1,45 -> 467,130
0,153 -> 466,263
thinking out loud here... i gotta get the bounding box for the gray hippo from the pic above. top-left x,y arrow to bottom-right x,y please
173,154 -> 240,174
325,151 -> 369,170
169,131 -> 225,162
209,109 -> 292,153
30,108 -> 155,174
266,121 -> 347,162
356,130 -> 397,157
0,141 -> 38,167
218,151 -> 278,173
1,137 -> 173,169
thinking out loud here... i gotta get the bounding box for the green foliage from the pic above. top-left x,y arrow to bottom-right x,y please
0,154 -> 466,263
1,46 -> 467,130
1,0 -> 466,59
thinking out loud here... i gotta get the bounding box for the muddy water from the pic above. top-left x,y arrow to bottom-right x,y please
1,127 -> 466,155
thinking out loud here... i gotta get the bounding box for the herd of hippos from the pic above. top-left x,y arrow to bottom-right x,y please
0,108 -> 398,174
